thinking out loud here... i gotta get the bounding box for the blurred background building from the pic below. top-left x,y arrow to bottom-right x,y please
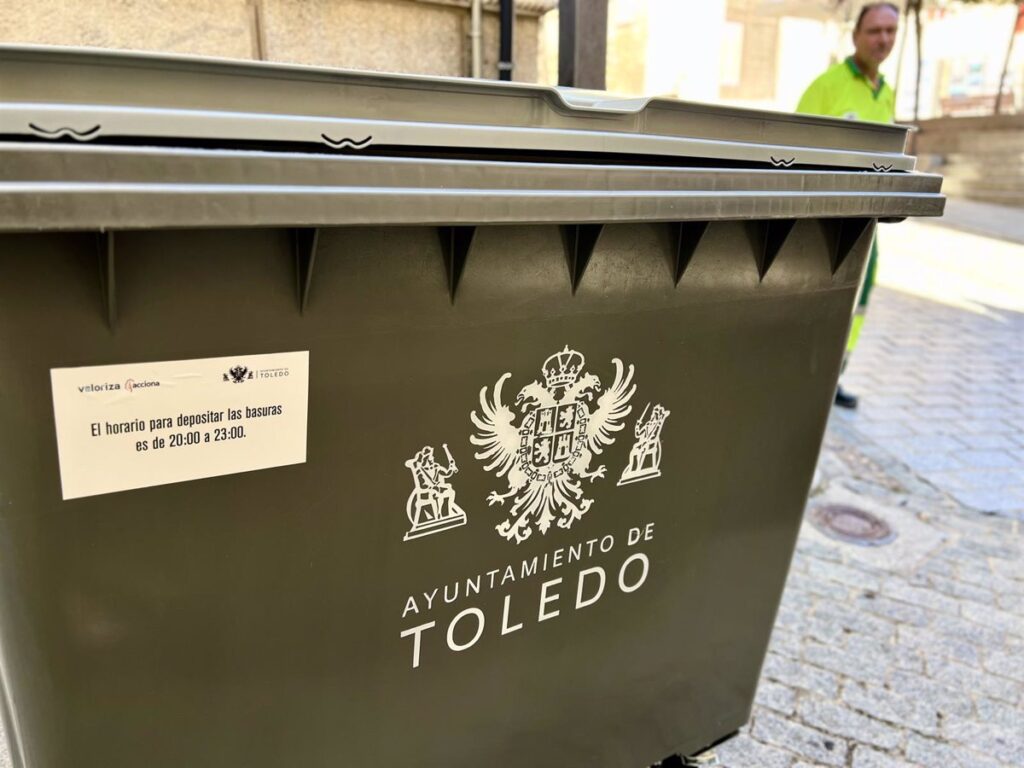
602,0 -> 1023,121
3,0 -> 1021,204
599,0 -> 1024,207
4,0 -> 1020,117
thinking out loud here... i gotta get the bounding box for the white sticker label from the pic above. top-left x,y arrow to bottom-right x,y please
50,351 -> 309,500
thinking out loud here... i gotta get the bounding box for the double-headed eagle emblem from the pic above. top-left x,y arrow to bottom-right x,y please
471,346 -> 636,544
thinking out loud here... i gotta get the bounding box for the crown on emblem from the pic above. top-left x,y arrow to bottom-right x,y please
542,345 -> 585,389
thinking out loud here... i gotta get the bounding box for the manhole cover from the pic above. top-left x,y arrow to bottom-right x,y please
809,504 -> 896,546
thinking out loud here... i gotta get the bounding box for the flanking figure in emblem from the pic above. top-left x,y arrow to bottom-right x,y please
617,403 -> 670,486
471,346 -> 636,544
403,444 -> 467,541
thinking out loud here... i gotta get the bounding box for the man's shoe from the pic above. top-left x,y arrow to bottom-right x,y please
834,386 -> 858,409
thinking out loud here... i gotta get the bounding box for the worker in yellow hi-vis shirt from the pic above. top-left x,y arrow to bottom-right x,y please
797,2 -> 899,409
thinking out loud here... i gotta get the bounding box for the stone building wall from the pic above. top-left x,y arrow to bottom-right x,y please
0,0 -> 552,81
914,114 -> 1024,207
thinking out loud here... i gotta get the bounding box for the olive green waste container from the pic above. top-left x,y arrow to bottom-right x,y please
0,46 -> 943,768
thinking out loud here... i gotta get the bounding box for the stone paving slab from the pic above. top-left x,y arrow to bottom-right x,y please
837,218 -> 1024,521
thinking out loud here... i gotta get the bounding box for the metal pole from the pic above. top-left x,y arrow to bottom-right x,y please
248,0 -> 267,61
499,0 -> 514,81
558,0 -> 576,87
558,0 -> 607,89
470,0 -> 483,78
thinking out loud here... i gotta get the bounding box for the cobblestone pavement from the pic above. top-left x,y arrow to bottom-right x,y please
716,215 -> 1024,767
840,219 -> 1024,519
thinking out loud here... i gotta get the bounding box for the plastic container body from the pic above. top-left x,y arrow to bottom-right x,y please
0,45 -> 943,768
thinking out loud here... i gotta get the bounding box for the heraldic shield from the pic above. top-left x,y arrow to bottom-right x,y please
471,345 -> 636,544
521,402 -> 588,482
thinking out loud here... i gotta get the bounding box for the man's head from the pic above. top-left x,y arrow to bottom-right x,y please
853,2 -> 899,69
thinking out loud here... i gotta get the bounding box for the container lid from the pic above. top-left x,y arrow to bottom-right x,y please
0,45 -> 915,173
0,142 -> 944,232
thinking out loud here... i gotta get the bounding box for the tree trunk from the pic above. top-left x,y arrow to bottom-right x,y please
913,0 -> 923,122
994,2 -> 1023,114
893,5 -> 910,116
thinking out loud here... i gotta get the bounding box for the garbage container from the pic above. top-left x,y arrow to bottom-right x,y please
0,46 -> 943,768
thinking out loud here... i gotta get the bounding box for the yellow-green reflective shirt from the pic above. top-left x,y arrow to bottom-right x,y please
796,57 -> 895,124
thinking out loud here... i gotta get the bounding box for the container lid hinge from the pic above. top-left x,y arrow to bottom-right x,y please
30,121 -> 101,141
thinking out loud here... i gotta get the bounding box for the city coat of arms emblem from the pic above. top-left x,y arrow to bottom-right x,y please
470,346 -> 636,544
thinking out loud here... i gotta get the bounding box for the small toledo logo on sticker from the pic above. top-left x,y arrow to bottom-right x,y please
470,346 -> 637,544
224,365 -> 253,384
